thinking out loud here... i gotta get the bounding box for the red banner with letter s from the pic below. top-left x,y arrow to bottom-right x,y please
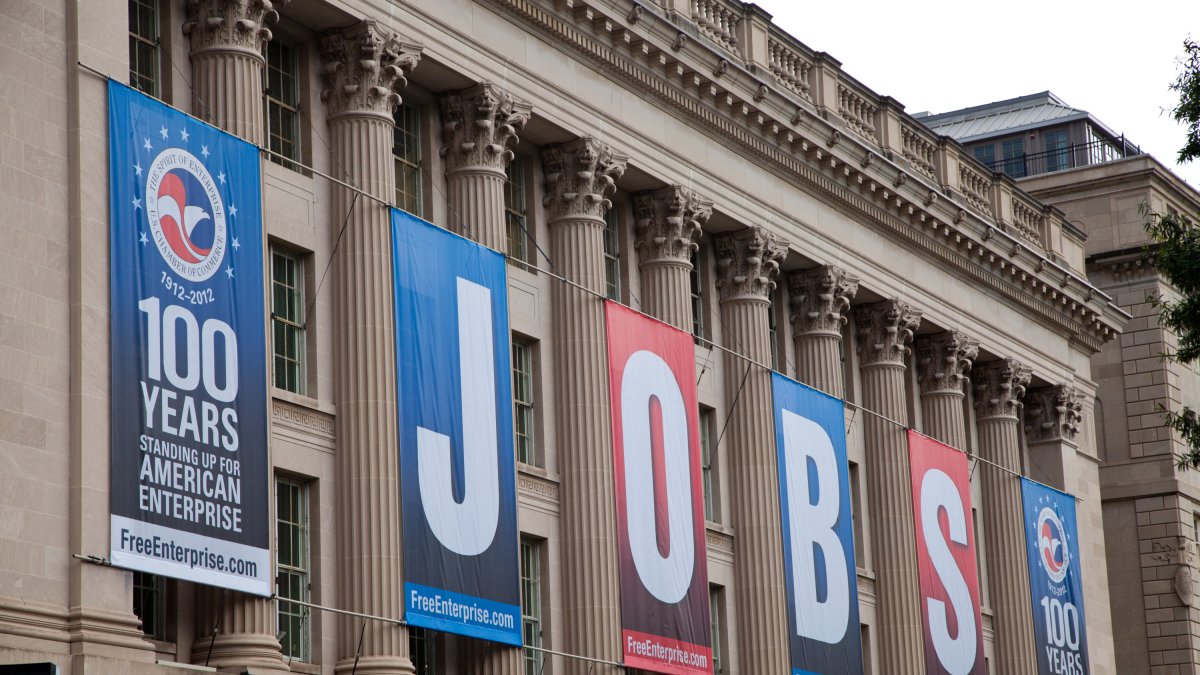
606,302 -> 712,674
908,431 -> 985,675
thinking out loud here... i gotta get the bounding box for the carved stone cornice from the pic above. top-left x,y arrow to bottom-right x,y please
1024,384 -> 1083,444
319,22 -> 422,119
713,226 -> 787,302
439,83 -> 532,174
541,137 -> 628,222
915,331 -> 979,395
632,186 -> 712,264
854,299 -> 922,367
183,0 -> 284,54
973,358 -> 1032,421
788,265 -> 859,337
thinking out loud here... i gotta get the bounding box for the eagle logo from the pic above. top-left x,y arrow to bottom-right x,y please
1036,506 -> 1069,584
145,148 -> 226,283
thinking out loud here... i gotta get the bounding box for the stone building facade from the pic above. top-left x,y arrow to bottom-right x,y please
0,1 -> 1127,674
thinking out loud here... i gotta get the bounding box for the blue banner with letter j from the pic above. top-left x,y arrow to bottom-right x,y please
108,81 -> 270,596
1021,478 -> 1090,675
392,209 -> 522,646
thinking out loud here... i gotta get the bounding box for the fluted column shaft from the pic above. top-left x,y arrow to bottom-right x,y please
633,186 -> 711,330
184,2 -> 283,669
544,138 -> 627,675
715,229 -> 789,673
975,360 -> 1038,674
441,83 -> 531,675
855,300 -> 925,673
916,331 -> 979,450
321,23 -> 421,675
789,265 -> 858,398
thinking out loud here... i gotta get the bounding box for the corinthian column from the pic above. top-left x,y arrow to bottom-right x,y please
632,186 -> 711,329
439,83 -> 532,250
183,0 -> 282,143
854,299 -> 925,673
788,265 -> 858,398
714,227 -> 789,673
974,359 -> 1038,674
915,331 -> 979,449
1023,384 -> 1083,490
320,23 -> 421,675
184,2 -> 286,670
441,83 -> 530,675
543,138 -> 628,674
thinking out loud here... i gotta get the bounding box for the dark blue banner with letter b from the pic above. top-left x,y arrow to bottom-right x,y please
1022,478 -> 1090,675
392,209 -> 522,646
108,81 -> 270,595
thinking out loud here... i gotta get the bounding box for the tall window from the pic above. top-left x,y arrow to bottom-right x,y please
768,290 -> 779,370
604,207 -> 622,300
849,460 -> 863,563
690,249 -> 707,345
410,628 -> 436,674
1001,138 -> 1026,178
505,157 -> 531,269
521,538 -> 544,675
393,103 -> 423,216
700,407 -> 717,522
709,585 -> 726,674
512,338 -> 537,466
271,246 -> 306,395
128,0 -> 160,98
276,477 -> 311,662
265,40 -> 301,170
1045,129 -> 1070,173
132,572 -> 166,641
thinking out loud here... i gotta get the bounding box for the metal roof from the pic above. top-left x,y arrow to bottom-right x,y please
916,91 -> 1095,143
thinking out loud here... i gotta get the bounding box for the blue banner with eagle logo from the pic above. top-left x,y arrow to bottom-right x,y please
1021,478 -> 1090,675
108,81 -> 270,596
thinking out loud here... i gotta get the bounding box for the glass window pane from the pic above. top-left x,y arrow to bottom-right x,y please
275,477 -> 310,662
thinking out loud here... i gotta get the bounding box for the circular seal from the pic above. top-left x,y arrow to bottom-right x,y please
145,148 -> 226,283
1037,506 -> 1070,584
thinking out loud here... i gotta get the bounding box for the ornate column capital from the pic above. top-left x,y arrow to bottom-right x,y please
714,226 -> 788,302
319,21 -> 422,119
973,358 -> 1033,421
916,331 -> 980,395
183,0 -> 284,55
788,265 -> 859,337
854,299 -> 922,367
439,83 -> 532,173
632,186 -> 712,264
1024,384 -> 1084,443
541,137 -> 628,222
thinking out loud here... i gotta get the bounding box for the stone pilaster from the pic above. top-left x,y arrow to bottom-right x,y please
441,84 -> 530,675
915,330 -> 979,449
632,185 -> 711,330
543,137 -> 627,674
1023,384 -> 1083,489
439,83 -> 532,251
854,299 -> 925,673
788,265 -> 858,398
183,0 -> 284,144
974,359 -> 1038,674
714,227 -> 790,673
320,22 -> 421,675
183,1 -> 287,669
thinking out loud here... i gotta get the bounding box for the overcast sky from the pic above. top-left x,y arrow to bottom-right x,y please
752,0 -> 1199,189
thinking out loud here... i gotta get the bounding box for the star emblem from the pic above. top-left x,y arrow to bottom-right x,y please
143,138 -> 152,152
132,197 -> 142,210
229,203 -> 238,217
201,145 -> 210,158
225,265 -> 235,279
180,129 -> 189,142
139,232 -> 148,245
231,237 -> 241,250
217,172 -> 226,184
159,126 -> 169,140
134,162 -> 143,177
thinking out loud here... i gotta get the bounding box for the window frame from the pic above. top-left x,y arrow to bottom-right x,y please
709,584 -> 727,674
270,244 -> 307,396
393,102 -> 424,217
128,0 -> 161,99
690,248 -> 709,346
512,337 -> 538,467
520,537 -> 545,675
699,407 -> 718,523
275,476 -> 312,663
505,156 -> 532,269
132,571 -> 168,642
264,39 -> 303,171
603,205 -> 622,301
